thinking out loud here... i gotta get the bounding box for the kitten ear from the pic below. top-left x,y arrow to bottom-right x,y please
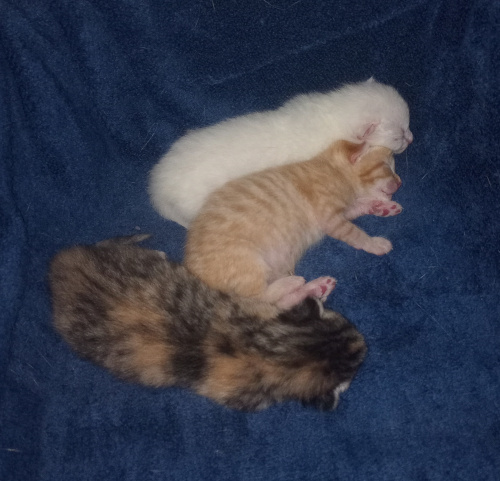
356,122 -> 378,142
365,77 -> 375,84
279,297 -> 322,325
340,140 -> 367,164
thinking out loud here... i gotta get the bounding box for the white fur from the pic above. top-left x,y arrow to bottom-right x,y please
149,78 -> 412,227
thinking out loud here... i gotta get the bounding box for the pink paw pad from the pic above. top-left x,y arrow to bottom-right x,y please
320,278 -> 336,294
370,200 -> 402,217
303,276 -> 337,301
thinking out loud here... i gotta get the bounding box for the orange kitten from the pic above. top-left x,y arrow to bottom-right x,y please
185,140 -> 402,309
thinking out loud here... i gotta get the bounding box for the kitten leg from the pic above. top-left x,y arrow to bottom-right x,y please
325,217 -> 392,255
268,276 -> 336,310
263,276 -> 306,305
301,276 -> 337,302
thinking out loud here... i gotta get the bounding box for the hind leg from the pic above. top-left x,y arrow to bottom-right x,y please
266,276 -> 336,310
263,276 -> 306,305
302,277 -> 337,302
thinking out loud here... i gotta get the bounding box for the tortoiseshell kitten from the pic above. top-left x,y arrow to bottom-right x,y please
185,140 -> 402,309
49,236 -> 366,412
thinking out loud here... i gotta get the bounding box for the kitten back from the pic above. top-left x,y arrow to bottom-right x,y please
149,78 -> 411,226
50,238 -> 366,411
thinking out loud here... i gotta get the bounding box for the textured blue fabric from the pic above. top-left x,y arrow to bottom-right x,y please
1,1 -> 499,480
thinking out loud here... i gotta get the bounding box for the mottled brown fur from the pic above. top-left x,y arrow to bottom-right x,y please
49,236 -> 366,411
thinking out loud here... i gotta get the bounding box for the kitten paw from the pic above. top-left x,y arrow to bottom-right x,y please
303,276 -> 337,302
364,237 -> 393,255
302,391 -> 340,411
369,200 -> 403,217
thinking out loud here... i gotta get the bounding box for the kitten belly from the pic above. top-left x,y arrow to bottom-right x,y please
262,230 -> 322,281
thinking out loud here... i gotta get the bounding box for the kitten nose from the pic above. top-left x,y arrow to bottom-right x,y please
406,131 -> 413,144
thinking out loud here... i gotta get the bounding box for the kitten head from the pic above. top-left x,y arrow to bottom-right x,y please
359,118 -> 413,155
219,297 -> 367,412
340,78 -> 413,154
279,297 -> 367,400
338,140 -> 402,200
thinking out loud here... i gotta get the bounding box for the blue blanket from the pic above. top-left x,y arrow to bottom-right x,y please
1,1 -> 499,480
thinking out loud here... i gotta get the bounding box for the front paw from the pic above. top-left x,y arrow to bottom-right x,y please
302,392 -> 339,411
369,201 -> 403,217
364,236 -> 393,255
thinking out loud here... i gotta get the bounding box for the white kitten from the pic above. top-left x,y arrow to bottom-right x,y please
149,78 -> 412,227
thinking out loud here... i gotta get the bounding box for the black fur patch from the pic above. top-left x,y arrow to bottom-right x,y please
302,392 -> 338,411
278,297 -> 321,325
216,336 -> 236,356
171,351 -> 207,387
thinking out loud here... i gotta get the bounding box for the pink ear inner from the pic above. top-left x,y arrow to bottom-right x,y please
349,142 -> 367,164
356,122 -> 379,143
361,123 -> 377,139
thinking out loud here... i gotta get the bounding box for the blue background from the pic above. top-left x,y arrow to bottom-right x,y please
1,1 -> 499,480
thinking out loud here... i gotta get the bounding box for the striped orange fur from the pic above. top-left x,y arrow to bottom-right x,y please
186,140 -> 402,308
